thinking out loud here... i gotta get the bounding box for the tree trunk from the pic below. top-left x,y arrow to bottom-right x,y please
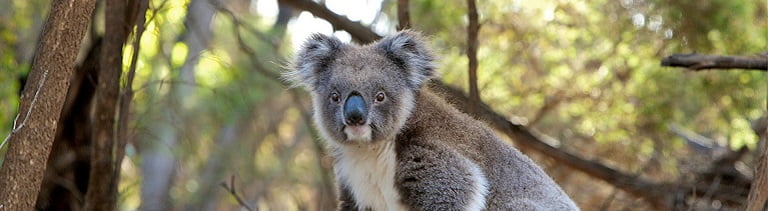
746,106 -> 768,210
35,38 -> 102,210
81,0 -> 125,208
84,0 -> 147,209
0,0 -> 97,209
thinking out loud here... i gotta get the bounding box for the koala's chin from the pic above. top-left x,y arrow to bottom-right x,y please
343,125 -> 372,142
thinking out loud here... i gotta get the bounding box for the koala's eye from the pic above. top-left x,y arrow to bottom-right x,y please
375,92 -> 386,102
330,92 -> 340,103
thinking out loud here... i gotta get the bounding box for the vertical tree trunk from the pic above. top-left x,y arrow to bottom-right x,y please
396,0 -> 411,30
84,0 -> 147,209
82,0 -> 126,208
746,89 -> 768,211
0,0 -> 96,209
746,145 -> 768,211
36,38 -> 102,210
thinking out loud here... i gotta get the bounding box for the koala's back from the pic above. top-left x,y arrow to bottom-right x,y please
394,88 -> 578,210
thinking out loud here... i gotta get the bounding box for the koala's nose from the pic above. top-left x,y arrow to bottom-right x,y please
343,94 -> 367,126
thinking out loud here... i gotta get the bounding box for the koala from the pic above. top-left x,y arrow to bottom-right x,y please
286,30 -> 579,211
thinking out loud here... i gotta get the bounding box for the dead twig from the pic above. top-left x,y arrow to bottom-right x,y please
220,175 -> 255,211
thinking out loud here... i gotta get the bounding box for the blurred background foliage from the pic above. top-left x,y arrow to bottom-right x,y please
0,0 -> 766,210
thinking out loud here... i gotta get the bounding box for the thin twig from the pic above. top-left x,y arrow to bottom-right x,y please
114,0 -> 150,197
209,0 -> 283,82
598,187 -> 620,211
220,175 -> 255,211
209,0 -> 279,49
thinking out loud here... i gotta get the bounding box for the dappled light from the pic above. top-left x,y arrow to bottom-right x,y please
0,0 -> 766,210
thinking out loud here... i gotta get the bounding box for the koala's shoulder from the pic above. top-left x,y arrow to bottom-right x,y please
399,88 -> 496,144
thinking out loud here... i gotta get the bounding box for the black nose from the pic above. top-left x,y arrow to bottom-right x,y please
343,94 -> 367,126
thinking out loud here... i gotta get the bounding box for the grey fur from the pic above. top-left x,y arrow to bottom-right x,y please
287,30 -> 578,211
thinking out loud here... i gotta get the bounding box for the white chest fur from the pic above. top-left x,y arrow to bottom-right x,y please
334,141 -> 408,211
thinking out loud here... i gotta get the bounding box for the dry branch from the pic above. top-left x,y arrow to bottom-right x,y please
661,53 -> 768,71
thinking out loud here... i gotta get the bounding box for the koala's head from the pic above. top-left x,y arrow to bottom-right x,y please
286,31 -> 435,145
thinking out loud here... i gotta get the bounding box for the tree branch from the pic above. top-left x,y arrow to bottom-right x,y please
661,53 -> 768,71
210,0 -> 282,81
84,0 -> 148,209
220,175 -> 255,211
426,81 -> 671,207
746,98 -> 768,211
279,0 -> 381,43
396,0 -> 410,30
114,0 -> 149,205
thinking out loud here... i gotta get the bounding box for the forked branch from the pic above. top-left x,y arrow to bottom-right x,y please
220,175 -> 255,211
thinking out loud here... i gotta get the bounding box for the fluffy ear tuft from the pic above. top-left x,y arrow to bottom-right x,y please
285,33 -> 345,89
377,30 -> 436,89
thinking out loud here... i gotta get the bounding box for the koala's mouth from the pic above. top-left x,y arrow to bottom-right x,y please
343,124 -> 372,142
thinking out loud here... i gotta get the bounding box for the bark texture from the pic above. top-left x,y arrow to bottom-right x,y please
35,38 -> 102,210
746,112 -> 768,211
396,0 -> 411,30
84,0 -> 147,209
0,0 -> 97,209
661,53 -> 768,71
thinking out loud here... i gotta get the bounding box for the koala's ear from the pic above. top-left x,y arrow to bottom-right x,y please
285,33 -> 346,89
377,30 -> 436,89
